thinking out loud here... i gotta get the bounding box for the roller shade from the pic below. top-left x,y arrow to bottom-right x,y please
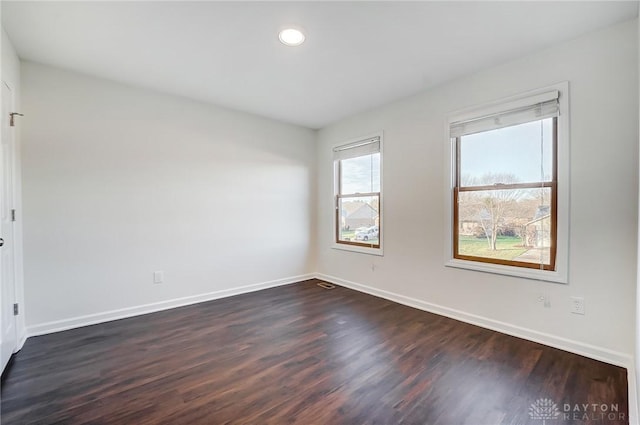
450,90 -> 559,138
333,137 -> 380,161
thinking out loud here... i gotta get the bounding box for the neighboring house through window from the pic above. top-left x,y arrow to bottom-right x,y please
333,135 -> 382,254
446,83 -> 569,283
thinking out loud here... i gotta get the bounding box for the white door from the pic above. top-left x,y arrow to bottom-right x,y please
0,81 -> 17,373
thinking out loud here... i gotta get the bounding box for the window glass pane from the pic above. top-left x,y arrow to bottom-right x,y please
459,119 -> 553,186
457,187 -> 551,266
340,153 -> 380,194
338,196 -> 379,244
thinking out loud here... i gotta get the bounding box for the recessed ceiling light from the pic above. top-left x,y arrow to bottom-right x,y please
279,28 -> 305,47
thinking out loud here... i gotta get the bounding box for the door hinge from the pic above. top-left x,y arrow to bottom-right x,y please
11,209 -> 15,222
13,303 -> 18,316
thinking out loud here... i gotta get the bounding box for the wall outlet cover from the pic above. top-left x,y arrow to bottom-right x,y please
570,296 -> 585,315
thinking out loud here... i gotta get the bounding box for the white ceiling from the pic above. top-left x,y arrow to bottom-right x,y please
2,1 -> 638,129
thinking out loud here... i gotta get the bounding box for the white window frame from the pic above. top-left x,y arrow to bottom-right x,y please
332,132 -> 384,256
444,82 -> 570,283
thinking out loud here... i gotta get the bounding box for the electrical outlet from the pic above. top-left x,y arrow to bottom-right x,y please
570,296 -> 585,315
153,271 -> 164,284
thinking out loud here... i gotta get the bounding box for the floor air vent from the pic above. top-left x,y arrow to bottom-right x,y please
317,282 -> 335,290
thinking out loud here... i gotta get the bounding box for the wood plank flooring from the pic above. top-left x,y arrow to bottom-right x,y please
1,279 -> 628,424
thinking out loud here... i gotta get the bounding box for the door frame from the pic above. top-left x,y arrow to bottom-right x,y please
1,79 -> 25,372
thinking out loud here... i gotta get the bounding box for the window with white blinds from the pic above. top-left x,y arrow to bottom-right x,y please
333,136 -> 382,252
446,84 -> 569,282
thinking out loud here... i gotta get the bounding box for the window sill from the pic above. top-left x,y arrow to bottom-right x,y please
332,243 -> 384,257
445,258 -> 567,284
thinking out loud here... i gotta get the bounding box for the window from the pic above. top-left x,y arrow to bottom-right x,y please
333,135 -> 382,253
446,84 -> 569,282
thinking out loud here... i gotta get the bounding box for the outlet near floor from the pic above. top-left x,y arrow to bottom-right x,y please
570,296 -> 585,315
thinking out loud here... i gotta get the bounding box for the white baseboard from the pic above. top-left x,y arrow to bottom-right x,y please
26,273 -> 315,337
16,331 -> 27,351
316,273 -> 634,369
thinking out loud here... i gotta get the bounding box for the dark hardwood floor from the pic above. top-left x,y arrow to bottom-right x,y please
1,279 -> 628,424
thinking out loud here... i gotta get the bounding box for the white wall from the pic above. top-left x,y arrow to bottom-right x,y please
317,19 -> 638,364
1,28 -> 25,346
21,62 -> 316,332
636,13 -> 640,419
